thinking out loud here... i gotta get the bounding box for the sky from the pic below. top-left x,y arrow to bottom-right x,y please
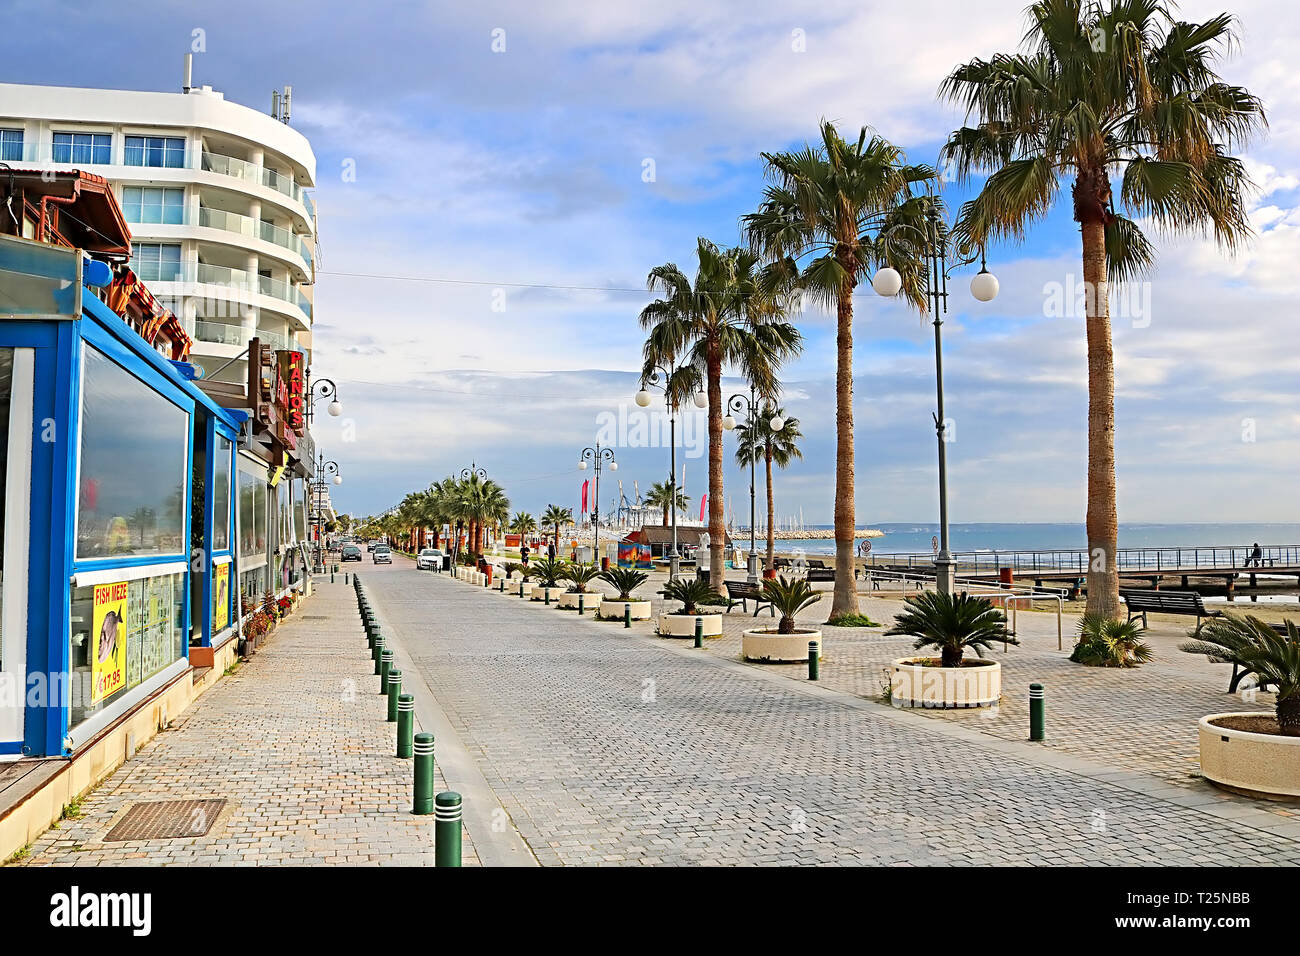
4,0 -> 1298,526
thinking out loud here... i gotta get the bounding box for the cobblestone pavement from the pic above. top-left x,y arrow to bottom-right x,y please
16,577 -> 477,867
367,559 -> 1300,866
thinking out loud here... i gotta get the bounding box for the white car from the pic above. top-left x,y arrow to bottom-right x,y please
416,548 -> 443,571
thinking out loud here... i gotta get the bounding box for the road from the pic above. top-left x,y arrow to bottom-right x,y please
360,556 -> 1300,866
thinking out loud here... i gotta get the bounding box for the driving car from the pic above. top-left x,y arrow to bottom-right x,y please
341,544 -> 362,562
416,548 -> 443,571
372,545 -> 392,565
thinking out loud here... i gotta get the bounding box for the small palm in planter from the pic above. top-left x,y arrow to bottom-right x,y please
762,576 -> 822,634
1071,615 -> 1153,668
530,557 -> 567,589
741,576 -> 823,661
564,563 -> 600,592
504,561 -> 531,581
663,578 -> 726,615
1181,616 -> 1300,735
885,591 -> 1014,708
599,567 -> 649,601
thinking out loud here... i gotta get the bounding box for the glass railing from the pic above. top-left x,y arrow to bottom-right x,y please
201,150 -> 312,219
197,206 -> 311,266
143,261 -> 309,320
193,321 -> 295,352
297,291 -> 312,320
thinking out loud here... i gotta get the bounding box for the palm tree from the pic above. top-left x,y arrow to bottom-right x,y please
510,512 -> 537,556
642,480 -> 689,527
886,591 -> 1017,667
541,504 -> 573,554
640,238 -> 802,589
938,0 -> 1265,619
1182,617 -> 1300,734
745,123 -> 935,616
734,407 -> 802,573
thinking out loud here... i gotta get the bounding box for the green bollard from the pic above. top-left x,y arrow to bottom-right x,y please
413,734 -> 435,814
808,641 -> 820,681
624,604 -> 631,629
396,695 -> 415,758
545,589 -> 551,606
345,571 -> 350,586
694,617 -> 703,648
386,668 -> 402,720
372,635 -> 385,672
434,791 -> 463,867
578,593 -> 585,616
519,581 -> 526,599
379,650 -> 394,693
1029,683 -> 1045,741
331,568 -> 335,584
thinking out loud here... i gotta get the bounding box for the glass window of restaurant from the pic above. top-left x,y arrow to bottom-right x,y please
211,433 -> 234,639
237,455 -> 269,604
69,345 -> 190,729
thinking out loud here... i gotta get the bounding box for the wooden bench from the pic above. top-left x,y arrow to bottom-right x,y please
806,567 -> 836,582
1122,589 -> 1221,633
725,581 -> 774,617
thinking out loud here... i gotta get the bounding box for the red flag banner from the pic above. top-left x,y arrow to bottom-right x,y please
581,480 -> 589,516
699,493 -> 707,522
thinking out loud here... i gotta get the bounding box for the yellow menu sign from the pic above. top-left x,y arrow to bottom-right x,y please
91,581 -> 129,703
213,562 -> 230,632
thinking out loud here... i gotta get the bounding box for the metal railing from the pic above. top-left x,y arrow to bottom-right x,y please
197,206 -> 312,267
193,320 -> 297,353
864,544 -> 1300,574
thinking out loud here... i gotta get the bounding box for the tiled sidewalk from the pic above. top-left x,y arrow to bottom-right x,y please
14,577 -> 477,867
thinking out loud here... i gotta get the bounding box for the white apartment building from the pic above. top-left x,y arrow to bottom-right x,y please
0,77 -> 317,382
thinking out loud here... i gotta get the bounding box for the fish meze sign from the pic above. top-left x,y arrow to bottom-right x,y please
91,581 -> 128,704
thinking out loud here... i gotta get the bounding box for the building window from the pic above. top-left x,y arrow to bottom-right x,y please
122,186 -> 185,225
212,435 -> 232,552
75,345 -> 189,559
124,135 -> 186,168
52,131 -> 111,165
237,463 -> 268,562
130,243 -> 182,282
0,129 -> 22,162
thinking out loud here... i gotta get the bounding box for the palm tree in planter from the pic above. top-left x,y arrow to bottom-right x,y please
559,562 -> 601,610
1071,615 -> 1153,668
734,408 -> 802,576
742,576 -> 824,663
1180,616 -> 1300,798
939,1 -> 1266,620
885,591 -> 1016,708
597,566 -> 652,620
659,577 -> 728,638
528,557 -> 570,604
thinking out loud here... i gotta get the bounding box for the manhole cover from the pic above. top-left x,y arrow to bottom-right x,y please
302,615 -> 329,620
103,799 -> 227,841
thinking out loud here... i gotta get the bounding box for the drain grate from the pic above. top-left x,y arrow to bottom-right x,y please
103,799 -> 227,841
302,615 -> 329,620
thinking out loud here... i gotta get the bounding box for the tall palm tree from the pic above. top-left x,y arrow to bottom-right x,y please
734,407 -> 802,571
541,504 -> 573,553
640,238 -> 802,588
642,480 -> 689,527
510,512 -> 537,556
939,0 -> 1265,619
745,123 -> 935,616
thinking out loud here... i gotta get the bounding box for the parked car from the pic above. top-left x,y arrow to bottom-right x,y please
341,544 -> 362,562
372,546 -> 392,565
417,548 -> 443,571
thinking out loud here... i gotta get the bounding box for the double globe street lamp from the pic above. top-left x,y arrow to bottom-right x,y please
870,201 -> 999,594
577,444 -> 617,570
723,387 -> 786,584
306,374 -> 343,424
312,451 -> 343,571
636,366 -> 706,581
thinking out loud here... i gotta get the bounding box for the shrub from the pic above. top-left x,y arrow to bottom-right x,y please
599,566 -> 649,600
1070,615 -> 1152,668
761,575 -> 822,635
663,577 -> 726,615
529,557 -> 567,589
1181,616 -> 1300,735
504,561 -> 531,581
886,590 -> 1014,667
564,563 -> 600,593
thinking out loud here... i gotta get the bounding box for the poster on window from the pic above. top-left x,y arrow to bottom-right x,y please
213,561 -> 230,632
139,575 -> 172,681
91,581 -> 128,703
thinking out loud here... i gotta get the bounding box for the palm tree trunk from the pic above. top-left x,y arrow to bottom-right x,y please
1081,216 -> 1120,620
765,445 -> 775,571
831,278 -> 859,615
706,346 -> 725,590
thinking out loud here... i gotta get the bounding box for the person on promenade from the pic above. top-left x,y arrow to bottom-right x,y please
1246,542 -> 1263,567
520,542 -> 530,565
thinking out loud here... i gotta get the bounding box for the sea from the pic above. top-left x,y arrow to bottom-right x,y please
766,522 -> 1300,557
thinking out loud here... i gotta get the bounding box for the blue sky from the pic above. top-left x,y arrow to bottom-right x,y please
4,0 -> 1298,525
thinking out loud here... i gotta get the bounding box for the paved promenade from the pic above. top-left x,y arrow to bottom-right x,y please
15,576 -> 478,867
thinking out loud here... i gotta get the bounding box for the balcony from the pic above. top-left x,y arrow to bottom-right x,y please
197,206 -> 313,270
193,320 -> 301,354
202,150 -> 314,223
133,260 -> 310,326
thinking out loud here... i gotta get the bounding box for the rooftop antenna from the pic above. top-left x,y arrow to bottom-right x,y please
271,89 -> 281,120
281,86 -> 292,124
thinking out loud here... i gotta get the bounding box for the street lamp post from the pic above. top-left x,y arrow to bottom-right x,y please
872,201 -> 999,595
723,387 -> 786,584
636,363 -> 684,581
578,444 -> 616,569
452,462 -> 488,561
305,373 -> 343,424
311,451 -> 341,572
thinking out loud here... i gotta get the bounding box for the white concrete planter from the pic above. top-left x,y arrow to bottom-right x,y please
1198,713 -> 1300,799
889,657 -> 1001,709
742,628 -> 822,663
513,581 -> 534,599
659,613 -> 723,638
600,599 -> 652,621
558,591 -> 594,610
532,585 -> 567,603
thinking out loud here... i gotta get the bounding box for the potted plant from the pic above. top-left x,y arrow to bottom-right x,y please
659,578 -> 727,638
884,591 -> 1015,708
742,576 -> 823,662
558,562 -> 600,610
529,557 -> 569,603
1070,615 -> 1153,667
1181,615 -> 1300,798
598,567 -> 652,620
